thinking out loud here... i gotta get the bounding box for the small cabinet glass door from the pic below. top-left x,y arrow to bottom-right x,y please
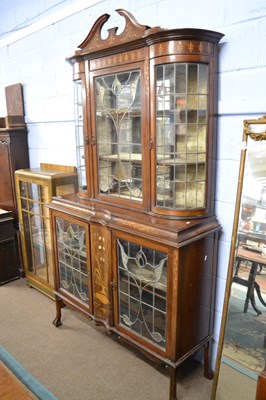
93,67 -> 146,206
19,181 -> 53,285
55,216 -> 91,309
155,62 -> 209,211
115,236 -> 168,350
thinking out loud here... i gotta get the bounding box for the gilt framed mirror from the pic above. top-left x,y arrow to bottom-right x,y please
212,115 -> 266,399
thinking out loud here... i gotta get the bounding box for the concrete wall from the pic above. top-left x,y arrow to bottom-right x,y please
0,0 -> 266,368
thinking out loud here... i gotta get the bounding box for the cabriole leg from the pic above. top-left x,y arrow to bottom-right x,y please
53,295 -> 62,327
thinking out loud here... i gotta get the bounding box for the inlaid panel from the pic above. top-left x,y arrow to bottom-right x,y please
91,224 -> 112,322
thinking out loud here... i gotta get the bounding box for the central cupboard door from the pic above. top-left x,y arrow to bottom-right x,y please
112,231 -> 175,354
90,62 -> 150,210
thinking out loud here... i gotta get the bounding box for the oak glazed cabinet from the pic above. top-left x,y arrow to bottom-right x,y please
48,10 -> 223,400
15,164 -> 78,299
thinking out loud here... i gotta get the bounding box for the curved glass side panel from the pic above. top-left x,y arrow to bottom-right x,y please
95,70 -> 142,202
74,80 -> 87,191
156,63 -> 208,210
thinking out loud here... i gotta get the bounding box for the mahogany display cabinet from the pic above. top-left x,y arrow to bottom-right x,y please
48,10 -> 223,400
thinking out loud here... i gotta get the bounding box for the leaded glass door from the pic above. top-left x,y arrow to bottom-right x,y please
18,181 -> 53,286
55,216 -> 91,309
115,236 -> 168,350
154,61 -> 209,213
92,64 -> 149,209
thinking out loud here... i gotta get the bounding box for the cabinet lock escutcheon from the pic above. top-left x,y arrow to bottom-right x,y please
111,280 -> 117,290
149,136 -> 153,150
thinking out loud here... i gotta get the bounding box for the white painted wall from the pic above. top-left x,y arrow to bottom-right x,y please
0,0 -> 266,368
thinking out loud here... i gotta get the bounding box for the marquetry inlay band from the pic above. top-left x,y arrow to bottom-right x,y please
150,40 -> 214,58
91,227 -> 111,321
90,48 -> 145,71
90,40 -> 213,70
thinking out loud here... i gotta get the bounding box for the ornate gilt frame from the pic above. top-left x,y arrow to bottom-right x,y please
211,115 -> 266,399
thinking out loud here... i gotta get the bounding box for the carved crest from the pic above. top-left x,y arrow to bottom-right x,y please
76,9 -> 152,55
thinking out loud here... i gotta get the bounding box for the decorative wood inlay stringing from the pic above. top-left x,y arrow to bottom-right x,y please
90,48 -> 145,70
150,40 -> 213,58
87,24 -> 141,52
90,40 -> 213,71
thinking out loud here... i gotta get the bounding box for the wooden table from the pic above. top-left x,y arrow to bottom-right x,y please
233,246 -> 266,315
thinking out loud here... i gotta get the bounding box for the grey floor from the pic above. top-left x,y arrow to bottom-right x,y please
0,278 -> 213,400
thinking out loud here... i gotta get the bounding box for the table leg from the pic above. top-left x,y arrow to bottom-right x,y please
249,289 -> 262,316
234,258 -> 241,276
254,280 -> 266,308
243,263 -> 257,313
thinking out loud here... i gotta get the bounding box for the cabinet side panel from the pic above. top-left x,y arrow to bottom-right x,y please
0,138 -> 13,211
0,218 -> 19,284
177,234 -> 216,358
0,132 -> 29,218
0,240 -> 20,284
10,133 -> 29,171
90,224 -> 112,324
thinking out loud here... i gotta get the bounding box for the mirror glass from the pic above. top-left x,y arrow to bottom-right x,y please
212,116 -> 266,399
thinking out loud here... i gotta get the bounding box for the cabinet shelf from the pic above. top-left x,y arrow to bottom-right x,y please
99,153 -> 142,162
96,110 -> 141,117
157,158 -> 206,166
